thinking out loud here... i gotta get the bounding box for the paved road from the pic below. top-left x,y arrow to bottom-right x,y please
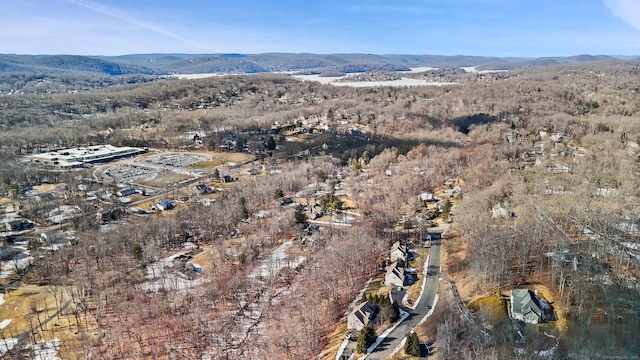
365,227 -> 444,360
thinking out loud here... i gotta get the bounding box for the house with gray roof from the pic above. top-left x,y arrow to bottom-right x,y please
510,289 -> 549,324
347,301 -> 377,330
385,262 -> 405,287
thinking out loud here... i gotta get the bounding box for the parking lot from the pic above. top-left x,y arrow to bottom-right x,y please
142,152 -> 210,167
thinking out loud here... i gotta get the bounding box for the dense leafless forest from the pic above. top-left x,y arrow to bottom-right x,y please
1,60 -> 639,359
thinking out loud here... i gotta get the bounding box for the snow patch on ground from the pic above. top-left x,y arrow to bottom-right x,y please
0,293 -> 4,306
139,252 -> 209,293
0,337 -> 18,356
33,338 -> 61,359
0,250 -> 33,279
335,335 -> 351,360
616,222 -> 640,236
248,241 -> 305,279
0,319 -> 12,330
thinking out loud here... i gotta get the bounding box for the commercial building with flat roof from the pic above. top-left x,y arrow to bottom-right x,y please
30,145 -> 146,168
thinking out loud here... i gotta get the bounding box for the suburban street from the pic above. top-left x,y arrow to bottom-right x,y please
364,226 -> 444,360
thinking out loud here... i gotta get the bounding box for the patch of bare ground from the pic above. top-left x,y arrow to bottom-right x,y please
186,151 -> 254,169
0,286 -> 89,359
318,319 -> 348,360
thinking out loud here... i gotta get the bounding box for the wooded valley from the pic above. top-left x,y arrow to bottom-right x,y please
0,60 -> 639,359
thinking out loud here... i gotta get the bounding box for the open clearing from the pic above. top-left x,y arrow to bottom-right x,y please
468,295 -> 507,326
186,152 -> 254,169
0,286 -> 84,359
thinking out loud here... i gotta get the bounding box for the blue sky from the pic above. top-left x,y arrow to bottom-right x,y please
1,0 -> 639,56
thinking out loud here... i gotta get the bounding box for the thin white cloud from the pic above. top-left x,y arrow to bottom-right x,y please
604,0 -> 640,31
63,0 -> 214,51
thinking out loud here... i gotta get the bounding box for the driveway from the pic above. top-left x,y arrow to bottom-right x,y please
365,228 -> 444,359
390,287 -> 406,309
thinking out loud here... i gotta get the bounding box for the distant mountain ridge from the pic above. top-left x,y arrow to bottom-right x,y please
0,53 -> 637,76
475,54 -> 619,70
0,54 -> 158,75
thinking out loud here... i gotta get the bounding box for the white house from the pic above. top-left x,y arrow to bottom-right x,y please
385,262 -> 405,287
390,241 -> 407,262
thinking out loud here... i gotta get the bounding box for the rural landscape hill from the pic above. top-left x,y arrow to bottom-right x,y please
1,50 -> 640,359
1,52 -> 637,76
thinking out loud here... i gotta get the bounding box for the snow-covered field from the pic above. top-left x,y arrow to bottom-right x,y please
33,339 -> 61,359
139,252 -> 208,293
292,74 -> 456,87
167,66 -> 506,86
460,66 -> 509,74
167,73 -> 230,79
0,338 -> 60,359
248,240 -> 305,279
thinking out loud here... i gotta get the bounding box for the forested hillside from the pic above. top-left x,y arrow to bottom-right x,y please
0,60 -> 639,359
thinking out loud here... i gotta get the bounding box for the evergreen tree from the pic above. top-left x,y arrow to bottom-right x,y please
405,332 -> 420,356
239,196 -> 249,219
356,324 -> 376,353
273,188 -> 284,199
266,136 -> 277,150
441,199 -> 453,220
294,204 -> 308,226
361,150 -> 370,165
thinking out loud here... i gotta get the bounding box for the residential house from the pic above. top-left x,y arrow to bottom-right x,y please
491,203 -> 509,220
3,219 -> 34,232
193,184 -> 213,195
116,188 -> 138,197
491,203 -> 516,220
221,175 -> 236,183
418,192 -> 440,206
444,185 -> 461,198
511,289 -> 553,324
385,262 -> 405,287
390,241 -> 407,263
153,199 -> 174,211
347,301 -> 377,330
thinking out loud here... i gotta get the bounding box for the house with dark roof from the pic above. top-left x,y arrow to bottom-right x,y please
390,241 -> 407,262
347,301 -> 377,330
193,183 -> 213,195
116,188 -> 138,197
510,289 -> 553,324
152,199 -> 174,211
385,262 -> 405,287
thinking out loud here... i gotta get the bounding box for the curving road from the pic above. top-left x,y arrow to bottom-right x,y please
364,226 -> 444,359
